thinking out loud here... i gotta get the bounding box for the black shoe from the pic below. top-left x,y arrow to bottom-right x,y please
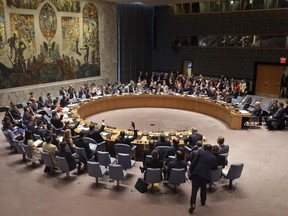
189,205 -> 195,214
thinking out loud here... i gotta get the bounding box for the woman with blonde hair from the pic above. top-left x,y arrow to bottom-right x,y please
63,129 -> 76,153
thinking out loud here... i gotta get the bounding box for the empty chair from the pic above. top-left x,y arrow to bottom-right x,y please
97,151 -> 116,168
114,143 -> 137,159
236,96 -> 243,103
84,137 -> 106,151
40,151 -> 56,175
145,168 -> 162,191
109,164 -> 128,188
56,156 -> 71,177
87,161 -> 107,185
117,153 -> 136,170
209,166 -> 223,190
168,168 -> 186,191
13,139 -> 26,161
222,163 -> 244,189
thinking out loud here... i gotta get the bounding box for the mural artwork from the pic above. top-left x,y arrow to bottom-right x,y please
51,0 -> 80,12
6,0 -> 45,10
0,1 -> 100,90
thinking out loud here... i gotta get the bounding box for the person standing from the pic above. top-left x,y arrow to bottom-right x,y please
189,144 -> 217,214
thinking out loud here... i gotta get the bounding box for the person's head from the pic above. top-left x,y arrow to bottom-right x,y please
212,145 -> 220,154
27,139 -> 34,147
272,99 -> 278,105
5,106 -> 11,112
10,101 -> 15,107
255,101 -> 261,108
45,136 -> 52,143
175,150 -> 184,161
46,123 -> 53,131
148,140 -> 155,149
159,133 -> 166,142
47,93 -> 51,98
79,130 -> 86,138
172,138 -> 179,147
203,144 -> 212,152
151,150 -> 159,160
217,136 -> 225,145
191,127 -> 197,134
59,141 -> 67,151
279,102 -> 284,108
64,129 -> 71,138
120,131 -> 125,137
36,120 -> 43,127
196,140 -> 203,148
89,123 -> 95,131
52,111 -> 57,118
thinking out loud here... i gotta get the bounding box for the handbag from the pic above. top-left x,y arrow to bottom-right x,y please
135,178 -> 148,193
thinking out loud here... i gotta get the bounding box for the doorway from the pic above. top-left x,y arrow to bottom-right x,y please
182,60 -> 193,76
255,64 -> 285,97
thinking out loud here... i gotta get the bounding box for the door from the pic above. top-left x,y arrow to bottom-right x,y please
182,60 -> 193,76
255,64 -> 282,97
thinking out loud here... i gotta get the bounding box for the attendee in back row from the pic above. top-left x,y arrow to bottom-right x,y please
155,133 -> 171,147
266,102 -> 286,130
184,127 -> 203,149
86,120 -> 106,143
217,136 -> 229,154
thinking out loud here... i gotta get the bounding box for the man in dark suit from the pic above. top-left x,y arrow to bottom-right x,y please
34,120 -> 47,140
56,141 -> 82,174
165,138 -> 184,159
86,120 -> 105,143
142,150 -> 164,179
217,136 -> 229,154
212,145 -> 226,168
50,111 -> 64,129
9,101 -> 22,120
155,134 -> 171,147
166,150 -> 187,179
142,140 -> 155,166
266,102 -> 286,130
115,122 -> 138,145
189,144 -> 218,214
187,140 -> 203,163
184,128 -> 203,149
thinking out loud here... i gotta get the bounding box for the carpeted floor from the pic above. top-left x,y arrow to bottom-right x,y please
1,106 -> 288,216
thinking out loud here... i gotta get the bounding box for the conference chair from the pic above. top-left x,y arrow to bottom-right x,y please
52,125 -> 64,136
33,134 -> 41,141
114,143 -> 137,159
56,156 -> 71,178
117,153 -> 136,170
209,166 -> 223,191
166,155 -> 176,165
145,168 -> 162,192
97,151 -> 116,168
145,155 -> 152,166
84,137 -> 106,151
12,139 -> 26,161
3,130 -> 15,150
21,144 -> 33,162
75,146 -> 94,162
168,168 -> 186,192
87,161 -> 107,186
222,163 -> 244,189
40,151 -> 56,175
109,164 -> 128,188
155,146 -> 172,160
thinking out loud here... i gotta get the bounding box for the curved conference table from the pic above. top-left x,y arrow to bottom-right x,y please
71,94 -> 250,158
76,94 -> 250,130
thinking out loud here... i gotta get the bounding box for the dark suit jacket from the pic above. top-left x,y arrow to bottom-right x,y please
271,108 -> 286,123
10,108 -> 22,120
165,146 -> 184,159
167,159 -> 187,179
34,127 -> 47,140
146,158 -> 164,169
75,138 -> 93,159
213,153 -> 226,168
115,130 -> 138,145
219,144 -> 229,154
184,133 -> 203,147
155,139 -> 171,147
86,125 -> 105,143
56,150 -> 77,171
51,116 -> 64,129
189,150 -> 218,182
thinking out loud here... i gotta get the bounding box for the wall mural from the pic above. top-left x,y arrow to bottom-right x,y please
0,0 -> 100,90
6,0 -> 45,9
51,0 -> 80,12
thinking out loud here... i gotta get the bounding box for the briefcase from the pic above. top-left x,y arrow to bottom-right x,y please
135,178 -> 148,193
